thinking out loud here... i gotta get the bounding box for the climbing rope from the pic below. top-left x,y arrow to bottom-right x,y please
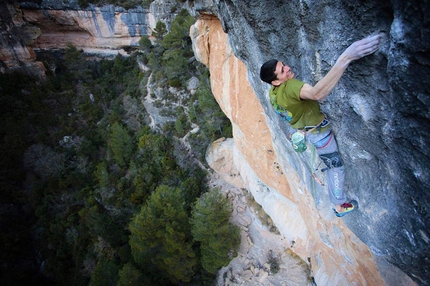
297,146 -> 324,201
311,145 -> 324,186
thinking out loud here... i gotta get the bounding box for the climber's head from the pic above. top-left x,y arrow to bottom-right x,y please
260,59 -> 294,86
260,59 -> 278,84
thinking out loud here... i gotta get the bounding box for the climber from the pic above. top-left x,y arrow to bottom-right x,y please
259,34 -> 381,217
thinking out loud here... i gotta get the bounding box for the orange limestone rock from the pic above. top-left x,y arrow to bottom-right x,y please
191,15 -> 293,200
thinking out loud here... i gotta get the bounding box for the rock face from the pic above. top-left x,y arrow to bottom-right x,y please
0,1 -> 152,76
193,0 -> 429,285
21,7 -> 148,50
0,2 -> 45,77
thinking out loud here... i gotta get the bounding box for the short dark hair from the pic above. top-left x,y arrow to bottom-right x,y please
260,59 -> 278,84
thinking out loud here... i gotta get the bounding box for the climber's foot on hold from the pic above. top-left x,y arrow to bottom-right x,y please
333,200 -> 358,217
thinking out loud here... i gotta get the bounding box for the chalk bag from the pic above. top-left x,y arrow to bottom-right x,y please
291,131 -> 307,153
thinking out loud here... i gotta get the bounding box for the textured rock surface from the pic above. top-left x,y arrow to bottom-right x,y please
21,7 -> 148,50
206,138 -> 245,189
0,2 -> 45,77
0,1 -> 153,76
193,0 -> 429,285
208,173 -> 314,286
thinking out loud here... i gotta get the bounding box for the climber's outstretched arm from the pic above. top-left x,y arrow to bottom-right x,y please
300,34 -> 382,101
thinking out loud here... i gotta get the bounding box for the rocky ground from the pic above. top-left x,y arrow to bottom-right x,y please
209,174 -> 315,286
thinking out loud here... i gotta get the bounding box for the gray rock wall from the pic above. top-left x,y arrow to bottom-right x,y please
211,0 -> 429,284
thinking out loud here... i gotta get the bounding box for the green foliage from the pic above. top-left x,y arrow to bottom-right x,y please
267,250 -> 280,274
23,144 -> 66,179
175,108 -> 190,137
108,122 -> 134,167
64,43 -> 84,71
161,9 -> 195,53
131,130 -> 177,204
90,257 -> 120,286
138,35 -> 152,52
164,49 -> 189,87
116,262 -> 142,286
95,161 -> 110,188
141,0 -> 155,8
1,6 -> 234,284
191,189 -> 241,273
187,72 -> 232,161
160,10 -> 195,88
129,185 -> 197,283
5,52 -> 141,284
64,43 -> 93,82
181,172 -> 207,210
78,0 -> 89,8
152,21 -> 167,41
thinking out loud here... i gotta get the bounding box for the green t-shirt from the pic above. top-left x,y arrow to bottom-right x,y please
269,78 -> 324,129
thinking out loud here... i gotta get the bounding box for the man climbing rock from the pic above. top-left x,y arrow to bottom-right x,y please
260,34 -> 381,217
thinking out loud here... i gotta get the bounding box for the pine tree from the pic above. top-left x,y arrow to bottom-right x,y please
108,122 -> 133,167
89,257 -> 120,286
138,35 -> 152,52
152,21 -> 167,41
191,189 -> 241,273
94,161 -> 109,189
116,262 -> 142,286
129,185 -> 196,283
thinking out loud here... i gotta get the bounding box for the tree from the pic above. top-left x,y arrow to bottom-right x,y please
64,43 -> 92,82
181,176 -> 205,211
138,35 -> 152,52
116,262 -> 142,286
190,189 -> 241,273
95,161 -> 109,189
161,9 -> 195,53
108,122 -> 133,167
89,257 -> 120,286
160,9 -> 196,87
163,48 -> 189,87
129,185 -> 196,283
152,21 -> 167,41
23,144 -> 66,179
64,43 -> 84,73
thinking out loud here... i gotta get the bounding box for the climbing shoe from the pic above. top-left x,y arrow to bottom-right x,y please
333,200 -> 358,217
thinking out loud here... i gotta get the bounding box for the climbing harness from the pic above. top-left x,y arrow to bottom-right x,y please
290,115 -> 329,153
297,115 -> 330,134
270,97 -> 328,185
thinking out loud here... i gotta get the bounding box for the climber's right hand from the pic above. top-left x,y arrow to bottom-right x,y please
341,34 -> 382,63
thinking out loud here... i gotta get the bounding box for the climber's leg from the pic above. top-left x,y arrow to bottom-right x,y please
324,166 -> 346,205
309,130 -> 347,206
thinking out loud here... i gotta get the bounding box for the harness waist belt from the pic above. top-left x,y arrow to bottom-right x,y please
298,116 -> 330,133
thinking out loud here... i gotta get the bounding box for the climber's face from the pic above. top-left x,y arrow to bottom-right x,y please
272,61 -> 295,86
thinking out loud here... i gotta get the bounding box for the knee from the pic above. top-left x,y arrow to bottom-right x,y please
319,151 -> 343,169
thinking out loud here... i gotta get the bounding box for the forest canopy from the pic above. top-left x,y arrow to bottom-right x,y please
0,9 -> 237,285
